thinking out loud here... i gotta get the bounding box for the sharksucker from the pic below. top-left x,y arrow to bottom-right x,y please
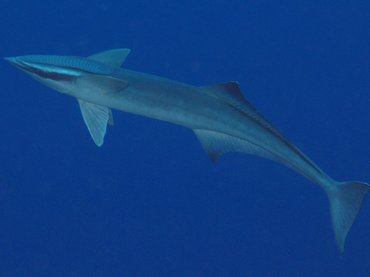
6,48 -> 369,253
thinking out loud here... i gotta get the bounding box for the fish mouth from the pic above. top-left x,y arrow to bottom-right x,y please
4,56 -> 18,63
5,56 -> 24,66
5,56 -> 35,72
5,56 -> 77,81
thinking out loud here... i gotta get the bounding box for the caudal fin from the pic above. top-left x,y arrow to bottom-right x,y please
326,181 -> 370,253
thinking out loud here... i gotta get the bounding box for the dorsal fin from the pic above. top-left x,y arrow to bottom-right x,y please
88,48 -> 131,68
201,82 -> 291,147
201,82 -> 257,111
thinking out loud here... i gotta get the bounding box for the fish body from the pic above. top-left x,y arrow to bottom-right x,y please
6,49 -> 369,253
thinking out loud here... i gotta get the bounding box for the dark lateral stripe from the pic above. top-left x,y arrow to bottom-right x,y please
228,103 -> 325,176
29,67 -> 75,81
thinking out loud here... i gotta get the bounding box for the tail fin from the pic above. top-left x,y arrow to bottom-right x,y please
326,181 -> 370,253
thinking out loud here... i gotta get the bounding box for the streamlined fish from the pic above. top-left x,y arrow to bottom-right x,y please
6,49 -> 369,253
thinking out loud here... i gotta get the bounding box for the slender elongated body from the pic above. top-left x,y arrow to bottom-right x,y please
5,49 -> 369,253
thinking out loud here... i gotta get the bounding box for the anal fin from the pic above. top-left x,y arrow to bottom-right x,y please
193,129 -> 278,163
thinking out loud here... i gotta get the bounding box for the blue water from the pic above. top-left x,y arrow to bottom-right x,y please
1,0 -> 369,276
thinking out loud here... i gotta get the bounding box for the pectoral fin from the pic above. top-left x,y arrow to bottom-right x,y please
88,48 -> 131,68
78,99 -> 113,146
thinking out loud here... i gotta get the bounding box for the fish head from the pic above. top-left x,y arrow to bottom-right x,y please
5,54 -> 119,97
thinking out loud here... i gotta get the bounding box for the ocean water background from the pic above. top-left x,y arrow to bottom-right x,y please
0,0 -> 369,276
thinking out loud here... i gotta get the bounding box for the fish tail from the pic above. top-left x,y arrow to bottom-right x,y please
325,180 -> 370,253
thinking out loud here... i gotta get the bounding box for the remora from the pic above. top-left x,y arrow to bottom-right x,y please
5,48 -> 369,253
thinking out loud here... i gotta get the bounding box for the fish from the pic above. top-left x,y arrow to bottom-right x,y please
5,48 -> 369,253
